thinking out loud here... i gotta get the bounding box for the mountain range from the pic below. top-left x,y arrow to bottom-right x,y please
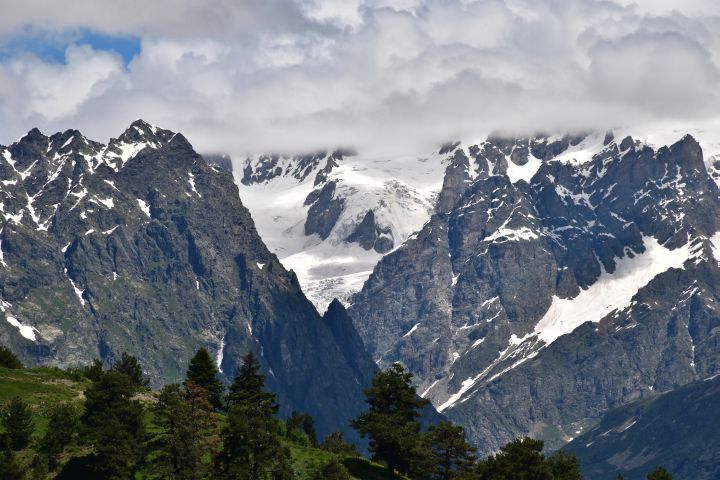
0,120 -> 376,442
236,129 -> 720,472
3,119 -> 720,477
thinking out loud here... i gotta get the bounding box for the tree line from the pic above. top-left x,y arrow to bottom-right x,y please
0,345 -> 674,479
352,362 -> 673,480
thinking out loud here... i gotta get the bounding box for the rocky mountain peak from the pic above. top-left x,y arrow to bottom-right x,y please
0,121 -> 378,443
348,130 -> 720,452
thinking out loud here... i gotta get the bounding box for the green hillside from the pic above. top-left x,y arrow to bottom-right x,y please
0,365 -> 403,479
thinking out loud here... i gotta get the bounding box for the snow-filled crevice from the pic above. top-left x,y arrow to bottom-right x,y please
216,336 -> 225,373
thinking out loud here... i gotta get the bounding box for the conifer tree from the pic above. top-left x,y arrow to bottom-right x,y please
215,405 -> 293,480
84,358 -> 104,382
352,363 -> 429,476
321,431 -> 357,456
215,352 -> 291,480
186,348 -> 224,409
226,351 -> 271,407
475,437 -> 553,480
548,450 -> 582,480
152,382 -> 217,480
40,402 -> 79,469
287,411 -> 318,446
2,396 -> 33,450
423,422 -> 476,480
647,466 -> 672,480
310,458 -> 351,480
82,370 -> 146,479
112,352 -> 149,388
0,346 -> 22,369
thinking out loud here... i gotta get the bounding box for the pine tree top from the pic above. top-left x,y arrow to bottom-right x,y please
227,351 -> 276,410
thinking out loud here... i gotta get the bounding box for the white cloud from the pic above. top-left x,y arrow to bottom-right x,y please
0,45 -> 125,127
589,31 -> 720,115
1,0 -> 720,156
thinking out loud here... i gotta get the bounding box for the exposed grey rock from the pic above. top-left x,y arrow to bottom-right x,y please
346,210 -> 395,253
374,234 -> 394,254
0,120 -> 377,442
347,210 -> 377,250
304,181 -> 345,240
439,141 -> 461,155
314,155 -> 339,186
348,132 -> 720,453
437,149 -> 473,213
241,151 -> 327,185
566,374 -> 720,480
202,153 -> 233,173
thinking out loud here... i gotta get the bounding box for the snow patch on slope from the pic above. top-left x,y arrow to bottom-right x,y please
137,199 -> 150,218
708,232 -> 720,266
551,132 -> 608,165
437,236 -> 693,412
505,153 -> 543,183
6,316 -> 38,341
534,236 -> 691,345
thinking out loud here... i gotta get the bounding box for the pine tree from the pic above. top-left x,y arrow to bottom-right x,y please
215,403 -> 292,480
352,363 -> 430,476
310,458 -> 351,480
423,422 -> 476,480
215,352 -> 290,480
39,402 -> 79,469
321,431 -> 358,456
186,348 -> 224,409
476,437 -> 553,480
84,358 -> 104,382
647,466 -> 672,480
2,396 -> 33,450
112,352 -> 149,388
82,370 -> 146,479
287,411 -> 318,446
0,346 -> 22,369
272,451 -> 295,480
226,351 -> 271,407
152,382 -> 217,480
548,450 -> 582,480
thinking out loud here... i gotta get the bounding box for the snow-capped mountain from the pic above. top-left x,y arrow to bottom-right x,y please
0,120 -> 377,442
236,148 -> 449,309
232,125 -> 720,314
347,130 -> 720,453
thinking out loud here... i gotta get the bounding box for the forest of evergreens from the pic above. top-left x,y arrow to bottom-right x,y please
0,345 -> 673,480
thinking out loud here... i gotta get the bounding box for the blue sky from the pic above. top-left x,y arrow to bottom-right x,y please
0,29 -> 139,65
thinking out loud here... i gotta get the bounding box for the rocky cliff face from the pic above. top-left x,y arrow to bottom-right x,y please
0,120 -> 377,440
566,374 -> 720,480
348,131 -> 720,452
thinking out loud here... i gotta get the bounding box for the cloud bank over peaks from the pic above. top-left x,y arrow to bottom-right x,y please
1,0 -> 720,156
